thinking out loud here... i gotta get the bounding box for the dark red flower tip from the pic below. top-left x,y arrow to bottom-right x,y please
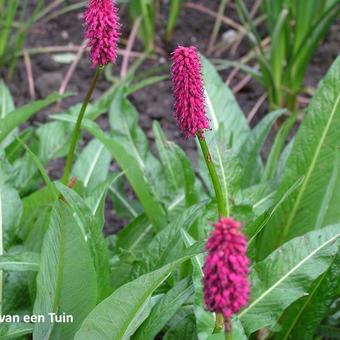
171,46 -> 210,138
203,217 -> 250,322
84,0 -> 121,67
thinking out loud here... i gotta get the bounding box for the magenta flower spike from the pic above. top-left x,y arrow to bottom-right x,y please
203,217 -> 250,326
84,0 -> 121,67
171,46 -> 210,137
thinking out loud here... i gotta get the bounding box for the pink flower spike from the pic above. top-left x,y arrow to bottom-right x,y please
203,217 -> 250,324
171,46 -> 210,138
84,0 -> 121,67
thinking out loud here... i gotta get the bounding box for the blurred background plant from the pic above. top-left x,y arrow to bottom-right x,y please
0,0 -> 45,79
232,0 -> 340,112
128,0 -> 183,50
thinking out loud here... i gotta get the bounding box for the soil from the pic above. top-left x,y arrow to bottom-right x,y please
3,0 -> 340,233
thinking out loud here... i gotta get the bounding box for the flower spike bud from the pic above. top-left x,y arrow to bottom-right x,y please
84,0 -> 121,67
203,217 -> 250,325
171,46 -> 210,137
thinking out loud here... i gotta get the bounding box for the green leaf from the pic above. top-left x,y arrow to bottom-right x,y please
116,214 -> 153,257
0,92 -> 68,144
33,202 -> 97,340
0,79 -> 15,118
133,278 -> 194,340
201,56 -> 249,152
53,113 -> 167,232
0,323 -> 33,339
131,204 -> 204,278
199,56 -> 249,210
275,255 -> 340,340
163,314 -> 197,340
259,56 -> 340,257
72,138 -> 111,190
0,186 -> 22,233
16,137 -> 58,199
129,0 -> 155,49
36,121 -> 71,163
20,187 -> 55,251
75,262 -> 188,340
55,183 -> 112,301
0,252 -> 39,271
238,109 -> 286,187
239,224 -> 340,334
153,121 -> 198,207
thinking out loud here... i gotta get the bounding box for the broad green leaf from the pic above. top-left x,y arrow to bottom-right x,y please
55,183 -> 111,301
0,323 -> 33,339
0,252 -> 39,271
72,139 -> 111,190
0,80 -> 15,147
20,187 -> 55,251
199,56 -> 249,209
36,121 -> 71,163
131,204 -> 204,278
85,174 -> 121,227
245,177 -> 304,259
53,114 -> 167,231
17,137 -> 58,199
3,270 -> 31,316
109,172 -> 140,219
0,186 -> 22,234
275,255 -> 340,340
238,109 -> 285,187
5,128 -> 33,163
239,224 -> 340,334
201,56 -> 249,152
33,202 -> 97,340
109,90 -> 176,218
0,80 -> 15,118
116,214 -> 153,257
133,278 -> 194,340
75,262 -> 187,340
0,92 -> 68,144
259,56 -> 340,257
163,315 -> 197,340
153,121 -> 198,207
317,325 -> 340,339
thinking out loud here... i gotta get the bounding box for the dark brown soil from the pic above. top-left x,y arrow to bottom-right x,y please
3,0 -> 340,232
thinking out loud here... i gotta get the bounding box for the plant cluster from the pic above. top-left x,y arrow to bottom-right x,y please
0,1 -> 339,340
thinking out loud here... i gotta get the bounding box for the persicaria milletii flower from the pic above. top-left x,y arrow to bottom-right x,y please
84,0 -> 121,67
203,217 -> 250,327
171,46 -> 210,137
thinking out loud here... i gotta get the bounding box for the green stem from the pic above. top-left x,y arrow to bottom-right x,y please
226,331 -> 233,340
197,132 -> 228,218
197,133 -> 232,336
62,66 -> 103,184
0,193 -> 3,316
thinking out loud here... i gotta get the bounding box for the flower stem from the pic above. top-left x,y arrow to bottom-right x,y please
0,193 -> 3,316
226,331 -> 233,340
198,132 -> 231,336
62,66 -> 103,184
197,132 -> 228,217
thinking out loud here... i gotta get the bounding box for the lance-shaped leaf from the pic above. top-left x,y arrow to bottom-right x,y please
274,255 -> 340,340
259,56 -> 340,258
239,224 -> 340,335
33,202 -> 97,340
0,92 -> 69,144
0,252 -> 39,271
52,113 -> 167,232
75,259 -> 197,339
